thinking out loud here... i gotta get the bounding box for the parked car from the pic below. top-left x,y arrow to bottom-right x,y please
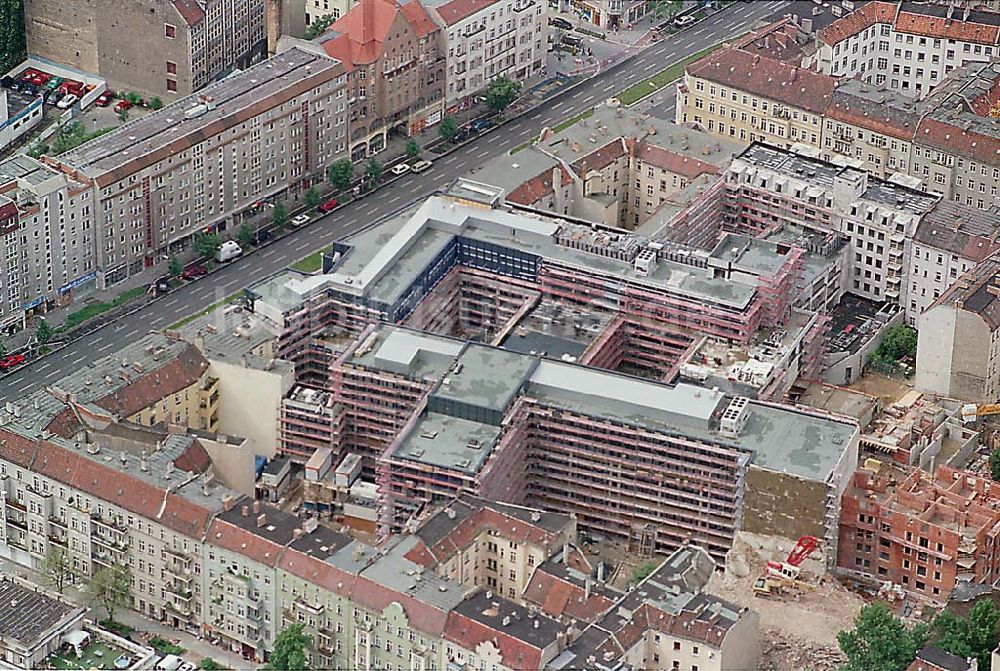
672,14 -> 696,28
56,93 -> 78,109
411,159 -> 433,174
0,354 -> 25,370
178,663 -> 197,671
257,229 -> 273,243
46,90 -> 63,106
181,263 -> 207,280
561,34 -> 583,48
550,16 -> 573,30
114,99 -> 132,113
215,240 -> 243,263
318,197 -> 339,213
45,76 -> 63,91
95,89 -> 115,107
452,128 -> 470,143
291,213 -> 311,227
390,163 -> 411,176
469,118 -> 493,133
155,655 -> 184,671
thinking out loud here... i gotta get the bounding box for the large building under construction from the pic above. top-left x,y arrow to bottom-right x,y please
246,179 -> 859,562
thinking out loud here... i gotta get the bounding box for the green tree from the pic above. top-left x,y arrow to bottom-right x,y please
991,448 -> 1000,483
327,159 -> 354,192
117,108 -> 129,123
194,232 -> 221,260
0,0 -> 27,75
199,659 -> 226,671
438,116 -> 460,143
42,545 -> 73,594
876,324 -> 918,362
35,318 -> 54,345
237,223 -> 255,248
304,186 -> 321,209
148,96 -> 164,110
405,138 -> 421,160
272,202 -> 288,229
838,603 -> 928,671
484,76 -> 522,115
86,565 -> 131,624
168,255 -> 183,277
123,91 -> 143,105
932,600 -> 1000,670
0,340 -> 6,357
305,13 -> 336,39
265,623 -> 311,671
365,158 -> 383,186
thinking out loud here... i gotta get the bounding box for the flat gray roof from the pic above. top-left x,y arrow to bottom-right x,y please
393,412 -> 501,474
351,326 -> 463,380
0,578 -> 83,648
432,344 -> 538,413
361,535 -> 467,611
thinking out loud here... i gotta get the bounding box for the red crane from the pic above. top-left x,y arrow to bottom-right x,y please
786,535 -> 819,567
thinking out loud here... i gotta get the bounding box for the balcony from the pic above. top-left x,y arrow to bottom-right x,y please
6,499 -> 26,512
293,598 -> 325,617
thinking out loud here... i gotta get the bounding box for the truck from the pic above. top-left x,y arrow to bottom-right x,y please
215,240 -> 243,263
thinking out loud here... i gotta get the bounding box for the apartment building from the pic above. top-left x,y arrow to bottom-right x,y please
677,25 -> 833,150
916,257 -> 1000,402
839,462 -> 1000,604
812,1 -> 1000,99
25,0 -> 269,99
45,47 -> 348,290
566,0 -> 647,30
0,155 -> 95,335
422,0 -> 548,107
316,0 -> 445,159
904,200 -> 1000,325
725,143 -> 939,305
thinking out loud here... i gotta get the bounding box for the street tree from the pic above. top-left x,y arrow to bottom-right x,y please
365,158 -> 383,186
265,623 -> 311,670
273,202 -> 289,229
237,223 -> 255,248
35,318 -> 54,345
304,186 -> 321,209
117,108 -> 129,123
932,600 -> 1000,670
148,96 -> 164,110
194,232 -> 221,260
406,139 -> 421,159
438,116 -> 460,143
484,76 -> 522,115
327,159 -> 354,192
838,603 -> 928,671
42,545 -> 73,594
168,255 -> 183,277
87,565 -> 131,625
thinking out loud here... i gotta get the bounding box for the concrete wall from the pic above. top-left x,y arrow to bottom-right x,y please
824,307 -> 904,386
210,359 -> 294,458
199,435 -> 257,496
917,304 -> 994,402
25,0 -> 101,73
721,609 -> 761,671
742,467 -> 829,542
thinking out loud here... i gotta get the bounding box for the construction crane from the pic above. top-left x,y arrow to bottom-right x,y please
990,101 -> 1000,119
960,403 -> 1000,423
753,535 -> 819,599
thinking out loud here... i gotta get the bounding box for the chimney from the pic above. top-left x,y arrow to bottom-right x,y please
562,542 -> 569,563
257,513 -> 267,527
597,562 -> 606,583
222,495 -> 234,511
253,500 -> 261,514
533,620 -> 539,629
242,504 -> 250,517
293,528 -> 304,540
585,578 -> 591,600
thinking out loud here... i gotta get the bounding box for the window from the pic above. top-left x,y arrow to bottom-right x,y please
167,80 -> 177,92
165,23 -> 176,38
166,61 -> 177,75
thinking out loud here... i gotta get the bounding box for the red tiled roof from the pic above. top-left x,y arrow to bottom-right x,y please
895,11 -> 1000,46
507,165 -> 573,206
321,0 -> 436,66
686,47 -> 836,115
916,116 -> 1000,165
418,506 -> 566,566
280,548 -> 359,598
431,0 -> 499,27
172,0 -> 205,26
0,429 -> 38,468
571,139 -> 628,175
399,0 -> 438,38
825,93 -> 919,141
95,344 -> 209,419
172,438 -> 212,474
636,142 -> 720,180
970,79 -> 1000,117
444,609 -> 544,670
523,567 -> 615,623
817,2 -> 898,46
208,518 -> 287,567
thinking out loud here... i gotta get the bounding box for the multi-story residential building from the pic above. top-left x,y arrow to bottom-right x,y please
916,257 -> 1000,402
725,143 -> 939,305
839,462 -> 1000,605
0,155 -> 95,335
316,0 -> 446,160
24,0 -> 269,99
812,1 -> 1000,99
904,200 -> 1000,326
422,0 -> 548,107
565,0 -> 647,30
306,0 -> 355,25
44,47 -> 347,290
0,577 -> 88,670
677,23 -> 834,150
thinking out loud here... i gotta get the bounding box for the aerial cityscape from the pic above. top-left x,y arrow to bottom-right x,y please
2,0 -> 1000,669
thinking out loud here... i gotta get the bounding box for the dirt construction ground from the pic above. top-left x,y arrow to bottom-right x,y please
706,533 -> 866,670
847,372 -> 913,407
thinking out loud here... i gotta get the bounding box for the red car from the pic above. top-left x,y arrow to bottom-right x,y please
95,90 -> 115,107
318,197 -> 339,213
114,99 -> 132,113
0,354 -> 25,370
181,264 -> 207,280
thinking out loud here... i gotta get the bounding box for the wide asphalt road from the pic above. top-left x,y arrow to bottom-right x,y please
1,0 -> 786,399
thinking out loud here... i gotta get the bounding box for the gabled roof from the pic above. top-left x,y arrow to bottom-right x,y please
895,9 -> 1000,46
909,646 -> 975,671
686,47 -> 836,115
635,142 -> 721,180
172,0 -> 205,27
506,165 -> 573,206
319,0 -> 436,67
915,116 -> 1000,165
826,90 -> 920,141
817,2 -> 898,46
427,0 -> 498,27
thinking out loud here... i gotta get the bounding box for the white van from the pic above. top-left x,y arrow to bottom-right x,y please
155,654 -> 184,671
215,240 -> 243,263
